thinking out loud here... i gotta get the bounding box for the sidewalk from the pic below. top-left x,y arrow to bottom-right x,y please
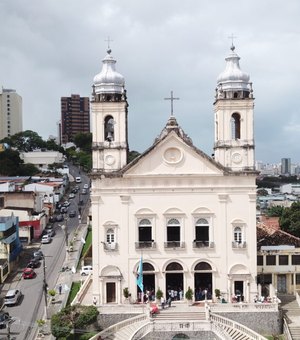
36,221 -> 89,339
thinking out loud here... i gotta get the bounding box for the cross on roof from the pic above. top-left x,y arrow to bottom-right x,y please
164,91 -> 180,116
105,36 -> 113,49
228,34 -> 237,48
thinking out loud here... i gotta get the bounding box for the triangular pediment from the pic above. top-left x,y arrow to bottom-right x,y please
124,131 -> 224,176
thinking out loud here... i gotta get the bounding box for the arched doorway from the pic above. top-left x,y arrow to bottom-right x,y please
194,262 -> 213,301
165,262 -> 184,301
136,262 -> 156,302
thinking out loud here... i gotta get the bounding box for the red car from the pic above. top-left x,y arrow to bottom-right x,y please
22,268 -> 36,279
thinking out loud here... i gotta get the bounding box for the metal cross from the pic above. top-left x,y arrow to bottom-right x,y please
228,34 -> 237,48
164,91 -> 180,116
105,36 -> 113,49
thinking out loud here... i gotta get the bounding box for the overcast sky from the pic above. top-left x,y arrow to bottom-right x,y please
1,0 -> 299,164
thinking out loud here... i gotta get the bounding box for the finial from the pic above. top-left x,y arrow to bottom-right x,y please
228,34 -> 237,51
164,91 -> 180,116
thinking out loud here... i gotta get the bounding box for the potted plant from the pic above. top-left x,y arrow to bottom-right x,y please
36,319 -> 46,337
123,287 -> 131,303
156,288 -> 163,304
48,289 -> 56,304
214,288 -> 221,302
185,286 -> 193,304
69,241 -> 74,252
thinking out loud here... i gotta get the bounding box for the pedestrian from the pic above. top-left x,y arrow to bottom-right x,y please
58,284 -> 62,295
93,296 -> 97,306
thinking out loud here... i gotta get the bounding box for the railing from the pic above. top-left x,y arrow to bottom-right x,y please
131,321 -> 153,340
164,241 -> 185,249
103,242 -> 118,251
135,241 -> 156,249
90,314 -> 148,340
193,240 -> 214,248
296,290 -> 300,307
210,322 -> 232,340
283,316 -> 293,340
71,273 -> 92,306
232,241 -> 247,249
210,313 -> 268,340
210,302 -> 278,312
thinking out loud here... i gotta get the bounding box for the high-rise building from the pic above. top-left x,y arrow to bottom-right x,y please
90,46 -> 258,306
60,94 -> 90,144
281,158 -> 291,175
0,87 -> 23,140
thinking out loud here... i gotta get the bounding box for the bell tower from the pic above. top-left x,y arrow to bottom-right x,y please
91,48 -> 128,173
213,45 -> 255,171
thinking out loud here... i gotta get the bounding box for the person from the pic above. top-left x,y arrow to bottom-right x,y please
160,296 -> 165,309
93,296 -> 97,305
167,296 -> 172,308
58,283 -> 62,295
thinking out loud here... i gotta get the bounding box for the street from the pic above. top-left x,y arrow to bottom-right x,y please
0,166 -> 90,340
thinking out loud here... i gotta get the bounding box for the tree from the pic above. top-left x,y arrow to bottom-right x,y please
279,202 -> 300,237
74,132 -> 92,152
0,149 -> 22,175
266,206 -> 284,217
1,130 -> 46,152
257,189 -> 268,196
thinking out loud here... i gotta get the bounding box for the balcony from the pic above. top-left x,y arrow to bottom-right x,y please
164,241 -> 185,249
193,240 -> 214,248
232,241 -> 247,249
135,241 -> 156,249
103,242 -> 118,251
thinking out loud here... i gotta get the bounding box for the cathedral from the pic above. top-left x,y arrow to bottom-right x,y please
90,45 -> 258,305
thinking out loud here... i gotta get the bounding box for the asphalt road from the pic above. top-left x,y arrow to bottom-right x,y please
0,166 -> 90,340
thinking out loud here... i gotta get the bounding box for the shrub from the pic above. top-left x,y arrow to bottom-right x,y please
185,287 -> 193,301
156,288 -> 163,300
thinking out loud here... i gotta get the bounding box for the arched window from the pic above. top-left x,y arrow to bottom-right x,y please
231,113 -> 241,139
234,226 -> 242,244
143,263 -> 155,271
106,228 -> 115,244
195,218 -> 209,246
166,262 -> 183,271
167,218 -> 181,244
138,219 -> 152,243
104,115 -> 115,141
195,262 -> 212,271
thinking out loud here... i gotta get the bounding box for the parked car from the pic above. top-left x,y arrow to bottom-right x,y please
80,265 -> 93,276
41,234 -> 51,244
69,193 -> 75,199
27,257 -> 40,268
56,214 -> 64,221
75,176 -> 82,183
4,289 -> 22,306
69,210 -> 76,218
33,250 -> 44,260
83,183 -> 89,189
0,311 -> 10,329
22,268 -> 36,279
63,200 -> 70,207
71,188 -> 78,194
49,216 -> 56,223
46,229 -> 56,237
45,224 -> 54,230
81,189 -> 87,195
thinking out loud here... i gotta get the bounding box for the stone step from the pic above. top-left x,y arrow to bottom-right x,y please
154,311 -> 206,320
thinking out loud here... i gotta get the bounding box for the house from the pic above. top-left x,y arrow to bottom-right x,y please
90,45 -> 258,305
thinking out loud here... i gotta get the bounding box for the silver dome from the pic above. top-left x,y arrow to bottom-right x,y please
93,49 -> 125,94
217,46 -> 250,91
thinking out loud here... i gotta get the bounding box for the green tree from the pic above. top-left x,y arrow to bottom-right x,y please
266,206 -> 284,217
279,202 -> 300,237
3,130 -> 46,152
257,188 -> 268,196
128,150 -> 140,163
74,132 -> 92,153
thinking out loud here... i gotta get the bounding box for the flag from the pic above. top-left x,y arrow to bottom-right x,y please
136,256 -> 144,292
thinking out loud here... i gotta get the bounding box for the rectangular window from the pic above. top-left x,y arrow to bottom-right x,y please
266,255 -> 276,265
139,226 -> 152,242
195,226 -> 209,242
292,255 -> 300,265
257,255 -> 263,265
296,274 -> 300,285
279,255 -> 289,265
167,226 -> 180,242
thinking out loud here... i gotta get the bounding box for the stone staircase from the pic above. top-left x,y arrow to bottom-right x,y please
279,294 -> 300,339
103,318 -> 149,340
153,308 -> 206,321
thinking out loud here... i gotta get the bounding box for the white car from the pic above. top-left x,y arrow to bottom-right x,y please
41,234 -> 51,244
80,265 -> 93,276
83,183 -> 89,189
4,289 -> 22,306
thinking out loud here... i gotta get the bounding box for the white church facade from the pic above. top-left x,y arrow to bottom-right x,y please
90,45 -> 258,305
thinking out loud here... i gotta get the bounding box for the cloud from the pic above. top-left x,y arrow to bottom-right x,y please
0,0 -> 300,163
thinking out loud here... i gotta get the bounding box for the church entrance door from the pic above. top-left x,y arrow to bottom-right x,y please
144,274 -> 155,301
194,273 -> 212,301
166,273 -> 184,300
106,282 -> 116,303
